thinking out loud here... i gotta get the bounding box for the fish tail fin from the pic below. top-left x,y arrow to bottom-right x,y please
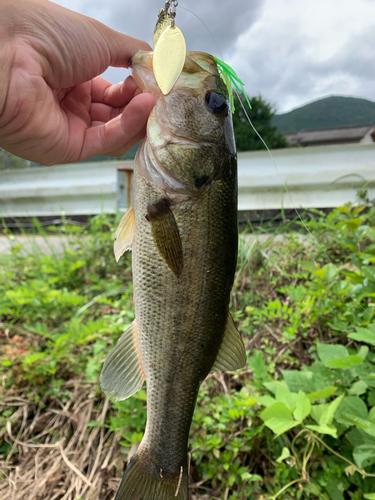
115,452 -> 189,500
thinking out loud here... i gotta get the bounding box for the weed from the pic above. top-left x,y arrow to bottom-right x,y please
0,204 -> 374,500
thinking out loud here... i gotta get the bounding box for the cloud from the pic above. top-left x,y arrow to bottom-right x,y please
92,0 -> 263,57
228,0 -> 375,112
53,0 -> 375,112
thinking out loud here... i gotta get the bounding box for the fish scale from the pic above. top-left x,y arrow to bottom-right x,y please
100,51 -> 246,500
133,170 -> 235,468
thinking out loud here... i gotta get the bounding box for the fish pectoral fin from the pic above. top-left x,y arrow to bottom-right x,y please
100,320 -> 145,401
147,199 -> 183,277
211,313 -> 247,373
114,205 -> 135,263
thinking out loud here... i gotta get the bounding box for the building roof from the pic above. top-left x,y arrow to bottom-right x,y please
285,123 -> 375,146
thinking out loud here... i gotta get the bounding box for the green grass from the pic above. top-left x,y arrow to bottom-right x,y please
1,204 -> 375,500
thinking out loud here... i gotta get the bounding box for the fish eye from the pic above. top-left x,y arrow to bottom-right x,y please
205,91 -> 229,117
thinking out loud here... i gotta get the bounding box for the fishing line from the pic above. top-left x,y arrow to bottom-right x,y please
234,91 -> 331,256
180,5 -> 335,266
179,7 -> 371,327
179,6 -> 224,59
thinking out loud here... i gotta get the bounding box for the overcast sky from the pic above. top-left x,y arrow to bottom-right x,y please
54,0 -> 375,113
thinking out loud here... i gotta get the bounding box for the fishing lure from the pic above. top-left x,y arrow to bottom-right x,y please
153,1 -> 187,95
212,56 -> 252,113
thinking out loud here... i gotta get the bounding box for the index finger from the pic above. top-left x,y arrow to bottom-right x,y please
91,76 -> 142,108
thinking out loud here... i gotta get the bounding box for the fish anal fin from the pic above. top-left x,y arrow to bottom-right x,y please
100,320 -> 145,401
147,199 -> 183,277
114,205 -> 135,263
211,313 -> 246,373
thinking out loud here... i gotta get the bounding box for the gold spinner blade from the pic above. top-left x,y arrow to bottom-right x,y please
153,8 -> 186,95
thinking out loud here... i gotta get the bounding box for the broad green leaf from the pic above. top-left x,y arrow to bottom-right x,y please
338,238 -> 356,252
326,474 -> 350,500
282,370 -> 314,393
311,268 -> 327,279
317,344 -> 348,363
369,407 -> 375,423
275,387 -> 298,409
363,266 -> 375,283
260,402 -> 299,436
364,494 -> 375,500
338,414 -> 375,436
348,328 -> 375,346
263,418 -> 300,437
347,428 -> 375,448
327,321 -> 349,332
339,396 -> 369,419
276,447 -> 290,463
306,424 -> 337,437
352,204 -> 367,215
358,346 -> 369,360
354,363 -> 375,389
340,269 -> 363,283
348,380 -> 368,396
307,386 -> 337,402
324,355 -> 363,369
353,444 -> 375,468
263,380 -> 288,394
309,362 -> 336,390
323,263 -> 338,282
300,261 -> 318,272
320,394 -> 344,425
256,395 -> 276,408
260,402 -> 292,422
346,218 -> 362,230
338,205 -> 351,214
335,396 -> 368,427
311,404 -> 329,425
293,391 -> 311,421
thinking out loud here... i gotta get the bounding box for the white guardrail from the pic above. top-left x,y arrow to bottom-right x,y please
0,143 -> 374,217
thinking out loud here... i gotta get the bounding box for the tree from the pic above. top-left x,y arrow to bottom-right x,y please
232,94 -> 289,152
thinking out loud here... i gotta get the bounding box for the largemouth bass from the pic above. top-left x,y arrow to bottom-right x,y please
100,50 -> 246,500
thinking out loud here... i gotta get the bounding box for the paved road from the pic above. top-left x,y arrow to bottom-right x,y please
0,233 -> 309,257
0,235 -> 78,256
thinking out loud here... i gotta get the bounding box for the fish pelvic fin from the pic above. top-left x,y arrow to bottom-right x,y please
115,452 -> 189,500
100,320 -> 145,401
211,313 -> 247,373
114,204 -> 135,263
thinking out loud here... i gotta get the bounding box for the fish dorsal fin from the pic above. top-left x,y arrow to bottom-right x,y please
100,320 -> 145,401
114,205 -> 135,263
146,199 -> 183,277
211,314 -> 247,373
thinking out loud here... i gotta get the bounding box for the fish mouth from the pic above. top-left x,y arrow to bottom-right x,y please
130,51 -> 161,97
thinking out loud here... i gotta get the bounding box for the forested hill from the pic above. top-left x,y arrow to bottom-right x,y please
273,95 -> 375,132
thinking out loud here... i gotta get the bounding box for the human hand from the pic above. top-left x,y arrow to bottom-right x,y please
0,0 -> 156,165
